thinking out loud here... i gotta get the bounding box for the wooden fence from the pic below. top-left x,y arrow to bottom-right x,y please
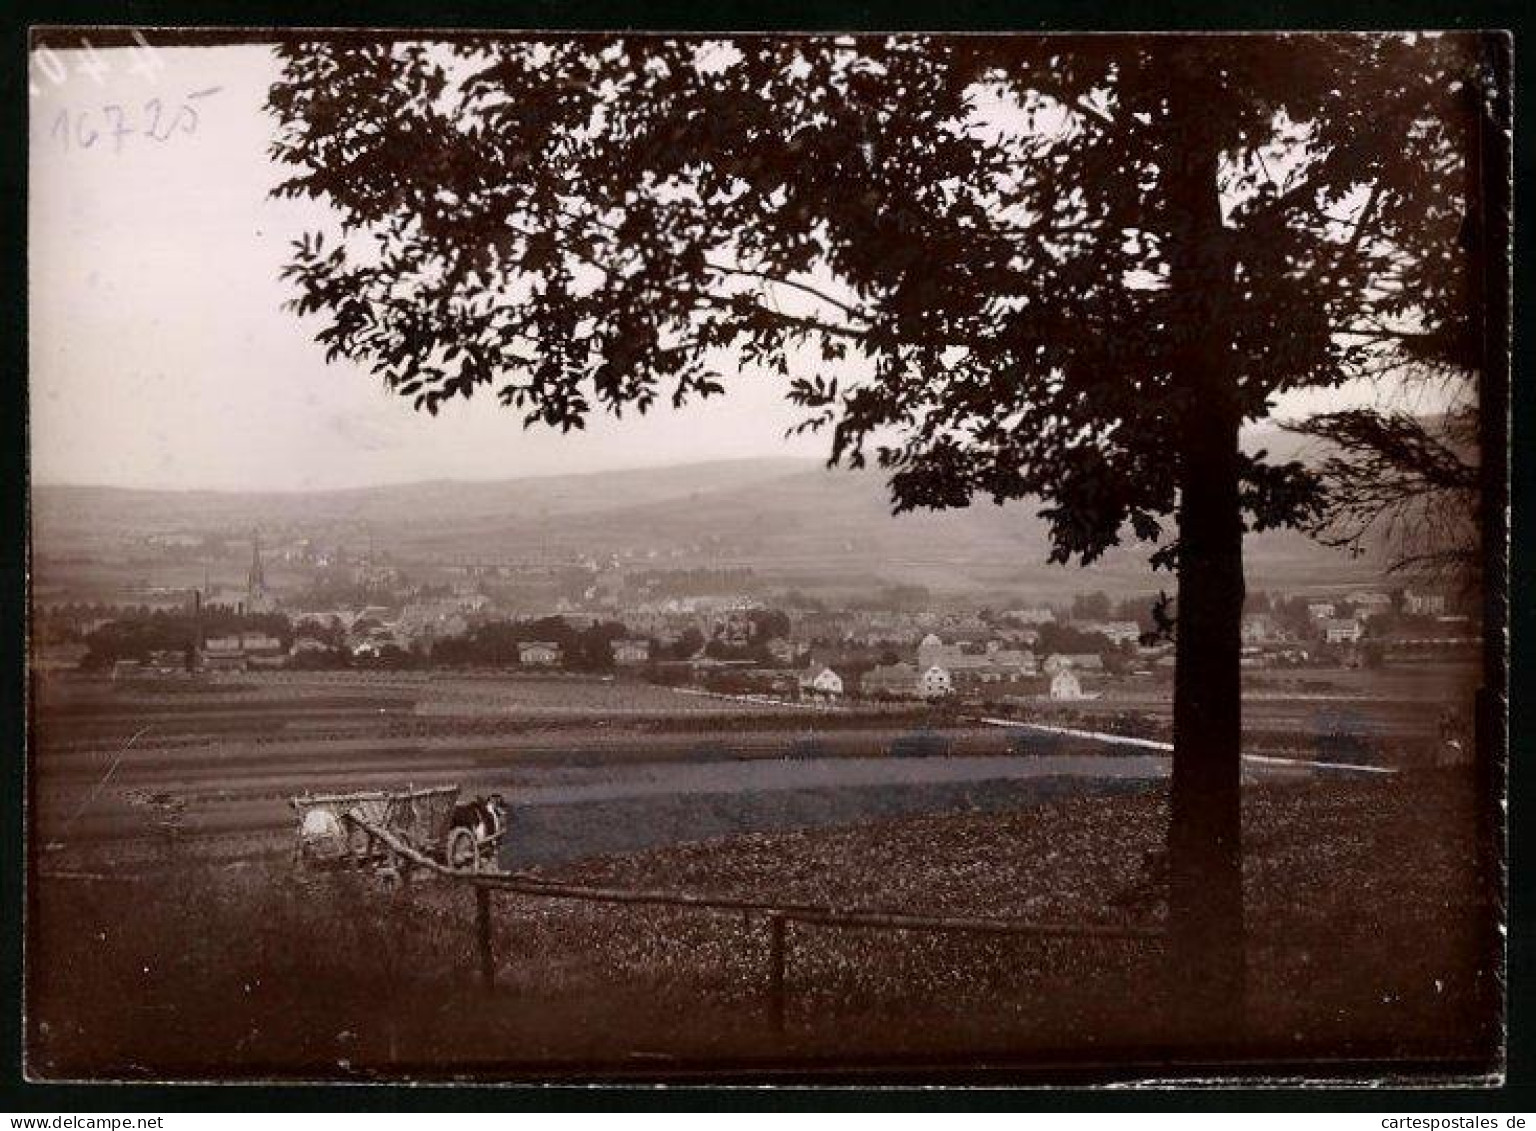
40,817 -> 1164,1035
360,820 -> 1162,1034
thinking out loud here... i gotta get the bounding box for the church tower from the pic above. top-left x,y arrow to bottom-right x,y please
246,530 -> 273,614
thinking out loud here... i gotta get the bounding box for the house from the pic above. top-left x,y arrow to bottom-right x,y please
1077,620 -> 1142,646
862,662 -> 918,699
350,629 -> 407,660
918,665 -> 954,699
918,634 -> 1026,681
1405,590 -> 1447,616
202,634 -> 248,672
1004,607 -> 1056,625
994,626 -> 1041,648
979,647 -> 1037,678
1042,653 -> 1104,675
799,664 -> 844,699
1241,615 -> 1277,646
945,650 -> 1038,690
1306,601 -> 1337,620
1347,591 -> 1392,612
1050,667 -> 1085,700
1323,618 -> 1364,645
147,649 -> 187,673
241,633 -> 286,669
917,632 -> 955,670
918,633 -> 975,672
612,638 -> 651,665
518,641 -> 562,666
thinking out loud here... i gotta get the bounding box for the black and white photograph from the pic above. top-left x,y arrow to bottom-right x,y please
23,25 -> 1511,1085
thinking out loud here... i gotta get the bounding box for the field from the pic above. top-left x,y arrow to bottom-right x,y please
30,663 -> 1478,868
25,660 -> 1497,1080
31,662 -> 1480,866
28,771 -> 1498,1080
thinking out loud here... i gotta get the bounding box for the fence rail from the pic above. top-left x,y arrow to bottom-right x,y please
39,817 -> 1164,1037
350,816 -> 1162,1034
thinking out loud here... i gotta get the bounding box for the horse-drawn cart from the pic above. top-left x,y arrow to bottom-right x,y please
291,784 -> 503,879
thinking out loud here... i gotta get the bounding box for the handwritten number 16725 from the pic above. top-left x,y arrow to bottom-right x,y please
51,96 -> 205,154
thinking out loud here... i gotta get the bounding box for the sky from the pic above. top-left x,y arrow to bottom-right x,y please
29,43 -> 830,492
28,40 -> 1418,493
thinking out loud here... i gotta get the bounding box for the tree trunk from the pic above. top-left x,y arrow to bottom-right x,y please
1169,401 -> 1247,1037
1163,74 -> 1247,1039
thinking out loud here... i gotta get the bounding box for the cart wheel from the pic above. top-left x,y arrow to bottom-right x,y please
446,827 -> 480,872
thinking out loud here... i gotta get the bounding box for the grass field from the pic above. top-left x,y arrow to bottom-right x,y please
27,771 -> 1498,1081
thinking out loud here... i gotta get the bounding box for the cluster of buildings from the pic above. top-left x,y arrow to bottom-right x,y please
312,594 -> 488,658
858,634 -> 1041,699
76,523 -> 1475,687
802,634 -> 1106,704
201,631 -> 285,672
1238,587 -> 1468,668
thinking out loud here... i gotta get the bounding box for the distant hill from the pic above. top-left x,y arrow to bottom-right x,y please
30,429 -> 1386,601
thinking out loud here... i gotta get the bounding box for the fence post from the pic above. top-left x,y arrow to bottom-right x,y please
767,911 -> 788,1037
475,885 -> 495,989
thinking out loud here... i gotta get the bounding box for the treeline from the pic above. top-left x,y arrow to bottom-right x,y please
77,609 -> 293,670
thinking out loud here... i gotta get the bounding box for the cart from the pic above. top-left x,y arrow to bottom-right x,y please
291,784 -> 494,880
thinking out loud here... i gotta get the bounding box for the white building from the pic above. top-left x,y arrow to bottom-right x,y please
1405,590 -> 1447,616
800,664 -> 845,699
1005,607 -> 1057,625
1323,618 -> 1364,645
1077,620 -> 1143,646
518,641 -> 562,666
1241,615 -> 1278,646
1050,668 -> 1085,700
1042,653 -> 1104,675
202,631 -> 284,671
918,665 -> 954,699
202,634 -> 246,671
1307,601 -> 1337,620
611,638 -> 651,665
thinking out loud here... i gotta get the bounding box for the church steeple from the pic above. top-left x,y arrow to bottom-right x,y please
246,529 -> 268,612
248,530 -> 264,588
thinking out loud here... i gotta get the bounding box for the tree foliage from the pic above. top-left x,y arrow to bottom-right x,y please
267,33 -> 1486,570
1293,398 -> 1480,580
